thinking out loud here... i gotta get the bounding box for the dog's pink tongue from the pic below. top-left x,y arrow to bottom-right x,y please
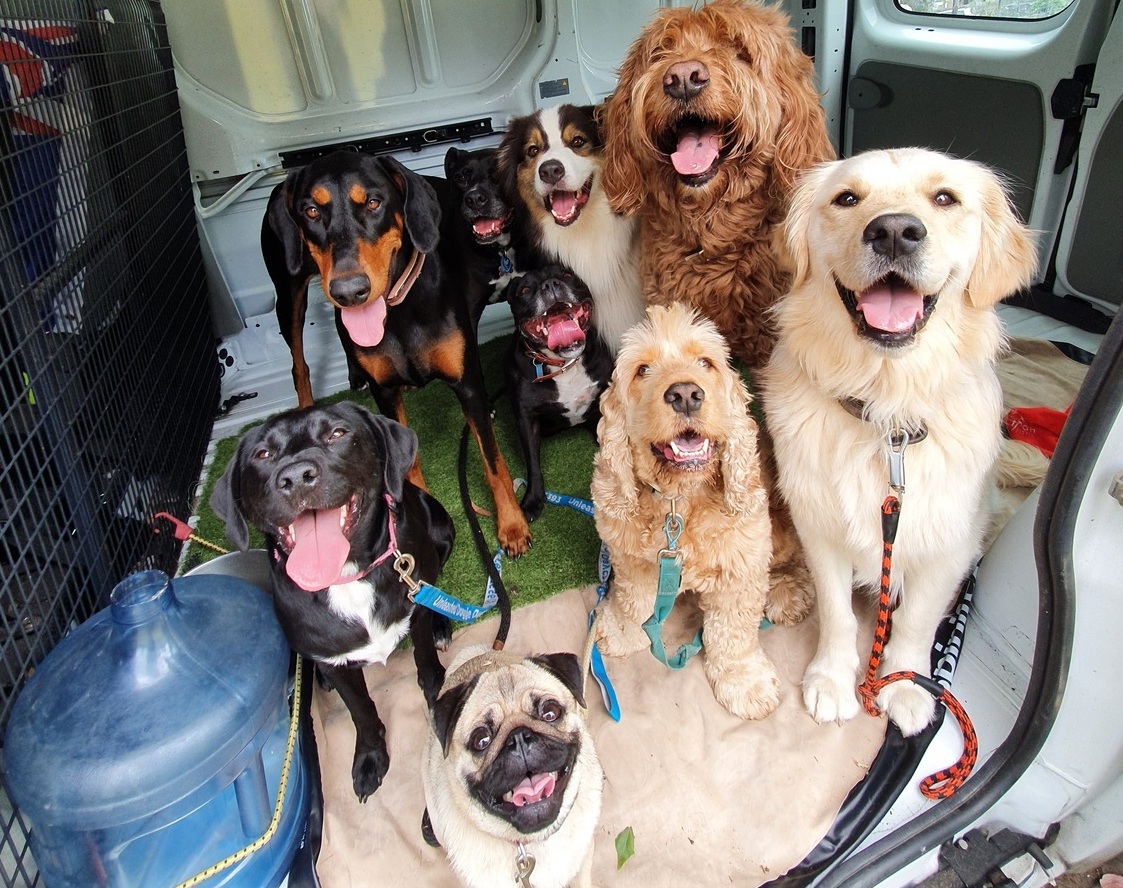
550,191 -> 578,218
473,218 -> 503,238
546,317 -> 585,350
508,773 -> 556,808
672,128 -> 720,175
857,282 -> 924,333
340,297 -> 388,348
286,508 -> 350,592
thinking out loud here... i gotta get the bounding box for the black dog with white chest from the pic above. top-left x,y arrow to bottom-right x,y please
444,146 -> 520,303
505,265 -> 612,522
211,402 -> 453,802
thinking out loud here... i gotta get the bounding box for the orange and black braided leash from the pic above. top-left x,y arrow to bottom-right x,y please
856,495 -> 979,800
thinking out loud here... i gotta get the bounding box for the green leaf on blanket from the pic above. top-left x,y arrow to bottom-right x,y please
616,826 -> 635,869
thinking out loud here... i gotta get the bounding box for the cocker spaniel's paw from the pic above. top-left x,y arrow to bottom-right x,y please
878,679 -> 937,737
765,562 -> 813,626
595,601 -> 650,658
802,661 -> 861,725
707,654 -> 782,721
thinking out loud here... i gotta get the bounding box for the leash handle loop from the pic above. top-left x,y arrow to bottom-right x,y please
858,493 -> 978,799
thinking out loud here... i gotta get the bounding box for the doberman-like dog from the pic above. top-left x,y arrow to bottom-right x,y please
261,151 -> 531,555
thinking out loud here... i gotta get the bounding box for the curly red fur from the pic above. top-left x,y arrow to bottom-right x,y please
601,0 -> 835,369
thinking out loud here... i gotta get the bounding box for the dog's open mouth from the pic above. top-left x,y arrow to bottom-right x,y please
652,431 -> 713,470
544,177 -> 592,226
836,273 -> 938,347
665,117 -> 722,186
277,493 -> 363,592
519,299 -> 592,358
488,758 -> 575,833
470,212 -> 511,244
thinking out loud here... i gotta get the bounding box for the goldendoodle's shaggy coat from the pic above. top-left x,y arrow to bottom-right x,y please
601,0 -> 834,369
592,304 -> 809,720
760,148 -> 1037,736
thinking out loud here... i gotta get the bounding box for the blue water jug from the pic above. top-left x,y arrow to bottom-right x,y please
4,567 -> 309,887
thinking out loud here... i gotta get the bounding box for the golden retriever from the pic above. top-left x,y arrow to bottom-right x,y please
760,148 -> 1037,736
592,303 -> 810,720
600,0 -> 835,369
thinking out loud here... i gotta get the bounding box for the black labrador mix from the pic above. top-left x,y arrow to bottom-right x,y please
505,265 -> 612,522
211,401 -> 453,801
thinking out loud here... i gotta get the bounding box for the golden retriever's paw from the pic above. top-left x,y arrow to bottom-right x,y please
765,564 -> 814,626
595,604 -> 650,658
708,656 -> 782,720
878,680 -> 937,737
802,665 -> 861,725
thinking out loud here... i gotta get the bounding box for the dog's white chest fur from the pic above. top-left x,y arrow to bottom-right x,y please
319,570 -> 411,666
553,363 -> 601,425
533,110 -> 645,353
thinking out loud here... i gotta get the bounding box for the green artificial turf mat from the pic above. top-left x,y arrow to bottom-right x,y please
184,335 -> 602,617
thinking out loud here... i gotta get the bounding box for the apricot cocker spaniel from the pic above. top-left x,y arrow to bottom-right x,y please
601,0 -> 835,369
591,304 -> 809,720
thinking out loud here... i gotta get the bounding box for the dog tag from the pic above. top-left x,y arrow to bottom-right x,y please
515,843 -> 536,887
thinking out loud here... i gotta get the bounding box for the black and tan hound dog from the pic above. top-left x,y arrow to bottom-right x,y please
261,151 -> 531,555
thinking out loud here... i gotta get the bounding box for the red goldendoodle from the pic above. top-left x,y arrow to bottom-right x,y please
601,0 -> 835,369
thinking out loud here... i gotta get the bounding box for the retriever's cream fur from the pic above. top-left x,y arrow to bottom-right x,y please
760,148 -> 1038,735
601,0 -> 835,369
592,304 -> 809,719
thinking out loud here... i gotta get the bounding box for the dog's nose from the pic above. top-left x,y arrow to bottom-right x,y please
538,159 -> 566,186
664,382 -> 705,416
328,273 -> 371,307
464,188 -> 489,211
863,213 -> 927,259
505,726 -> 537,755
663,60 -> 710,102
276,459 -> 320,494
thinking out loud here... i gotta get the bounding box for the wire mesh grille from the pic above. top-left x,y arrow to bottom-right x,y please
0,2 -> 219,883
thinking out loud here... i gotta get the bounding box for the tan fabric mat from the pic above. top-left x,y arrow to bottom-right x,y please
311,586 -> 885,887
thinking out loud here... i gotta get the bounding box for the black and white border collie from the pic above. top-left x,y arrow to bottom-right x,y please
497,103 -> 645,354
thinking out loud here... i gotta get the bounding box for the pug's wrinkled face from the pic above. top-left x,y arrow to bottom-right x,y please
433,653 -> 588,839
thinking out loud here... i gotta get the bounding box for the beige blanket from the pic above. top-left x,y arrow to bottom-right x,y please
312,587 -> 885,887
309,338 -> 1089,888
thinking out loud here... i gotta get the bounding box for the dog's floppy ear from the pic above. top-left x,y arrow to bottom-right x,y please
600,48 -> 654,217
768,36 -> 836,200
780,161 -> 833,290
342,402 -> 419,503
264,169 -> 307,278
379,155 -> 441,254
529,652 -> 586,710
966,168 -> 1037,308
209,434 -> 257,552
592,372 -> 639,519
495,122 -> 523,210
432,675 -> 479,757
443,146 -> 467,181
719,379 -> 768,516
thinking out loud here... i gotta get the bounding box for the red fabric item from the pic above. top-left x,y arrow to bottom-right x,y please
1004,405 -> 1071,458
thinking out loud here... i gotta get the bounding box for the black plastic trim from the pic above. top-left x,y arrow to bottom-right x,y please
280,118 -> 495,168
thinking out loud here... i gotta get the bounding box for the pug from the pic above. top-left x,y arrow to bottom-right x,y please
422,644 -> 603,888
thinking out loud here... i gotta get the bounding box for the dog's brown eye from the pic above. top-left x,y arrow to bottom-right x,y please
328,427 -> 347,441
698,357 -> 713,370
304,206 -> 321,220
526,144 -> 540,159
636,364 -> 650,378
570,135 -> 586,149
469,728 -> 491,753
365,198 -> 381,212
254,447 -> 272,460
538,699 -> 563,723
934,190 -> 958,207
832,191 -> 859,208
